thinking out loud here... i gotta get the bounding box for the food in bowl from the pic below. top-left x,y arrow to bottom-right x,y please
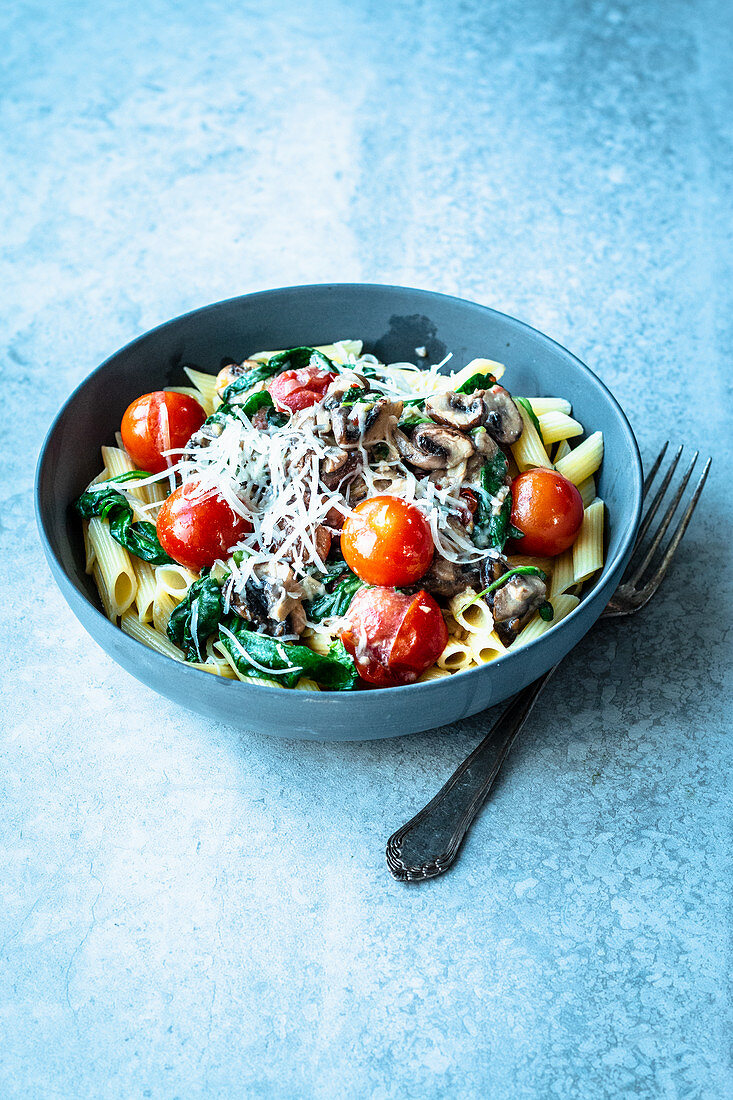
74,339 -> 605,690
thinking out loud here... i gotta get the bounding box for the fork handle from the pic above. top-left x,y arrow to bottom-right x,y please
386,667 -> 558,882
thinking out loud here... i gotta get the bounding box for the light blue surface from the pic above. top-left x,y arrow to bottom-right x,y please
2,1 -> 731,1097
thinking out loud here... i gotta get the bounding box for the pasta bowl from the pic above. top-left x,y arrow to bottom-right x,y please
36,284 -> 642,740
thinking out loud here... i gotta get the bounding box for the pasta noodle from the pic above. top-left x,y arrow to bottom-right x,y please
553,438 -> 572,463
183,367 -> 219,416
436,639 -> 476,672
467,630 -> 506,665
537,411 -> 584,445
555,431 -> 604,486
511,403 -> 554,471
528,396 -> 572,416
549,548 -> 575,598
573,499 -> 605,583
508,594 -> 580,649
577,475 -> 596,510
133,559 -> 157,622
87,517 -> 137,616
120,612 -> 184,660
449,589 -> 493,636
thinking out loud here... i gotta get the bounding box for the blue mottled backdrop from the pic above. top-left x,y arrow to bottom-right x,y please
1,1 -> 731,1097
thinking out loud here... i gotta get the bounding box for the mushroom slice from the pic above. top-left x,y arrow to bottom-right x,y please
320,448 -> 362,490
482,385 -> 524,444
471,426 -> 500,460
420,555 -> 481,597
394,424 -> 475,470
230,561 -> 307,637
323,370 -> 369,409
425,390 -> 486,430
331,397 -> 403,449
215,359 -> 261,400
490,572 -> 547,646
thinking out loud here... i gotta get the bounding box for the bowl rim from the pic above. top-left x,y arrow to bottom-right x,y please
35,282 -> 643,701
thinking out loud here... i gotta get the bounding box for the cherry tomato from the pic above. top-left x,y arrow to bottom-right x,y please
156,480 -> 252,570
340,587 -> 448,687
510,468 -> 584,556
341,496 -> 434,586
267,365 -> 337,412
121,392 -> 205,474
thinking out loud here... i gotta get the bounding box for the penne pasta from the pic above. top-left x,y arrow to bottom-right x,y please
555,431 -> 604,486
467,630 -> 506,665
83,520 -> 96,575
417,666 -> 452,683
511,403 -> 554,471
183,367 -> 219,416
152,588 -> 179,636
508,594 -> 580,649
573,499 -> 605,583
133,560 -> 157,623
249,340 -> 363,365
295,677 -> 321,691
120,613 -> 184,661
437,639 -> 476,672
549,548 -> 575,598
528,396 -> 572,416
553,438 -> 572,463
449,589 -> 494,636
537,411 -> 584,445
155,563 -> 199,599
92,562 -> 117,621
443,357 -> 506,389
88,517 -> 137,616
577,475 -> 597,509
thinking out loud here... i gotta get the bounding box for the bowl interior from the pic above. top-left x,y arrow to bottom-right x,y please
36,284 -> 642,740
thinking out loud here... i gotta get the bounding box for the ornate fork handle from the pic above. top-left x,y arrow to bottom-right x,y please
386,667 -> 557,882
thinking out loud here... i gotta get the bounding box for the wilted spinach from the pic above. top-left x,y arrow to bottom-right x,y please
471,451 -> 512,551
306,562 -> 365,622
167,575 -> 224,661
74,472 -> 173,564
218,616 -> 358,690
456,370 -> 496,395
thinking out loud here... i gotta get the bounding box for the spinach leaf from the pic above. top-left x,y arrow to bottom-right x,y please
456,370 -> 495,394
219,617 -> 358,690
237,390 -> 274,417
75,474 -> 173,565
515,397 -> 541,435
167,576 -> 224,661
471,452 -> 512,551
307,563 -> 365,622
398,405 -> 432,430
339,386 -> 368,407
538,601 -> 554,621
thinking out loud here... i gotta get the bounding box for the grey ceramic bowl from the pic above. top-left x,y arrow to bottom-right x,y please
36,284 -> 642,741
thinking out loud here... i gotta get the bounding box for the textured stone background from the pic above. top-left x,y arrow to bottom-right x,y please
2,1 -> 731,1097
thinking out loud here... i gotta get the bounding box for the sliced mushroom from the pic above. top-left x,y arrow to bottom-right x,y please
471,426 -> 500,460
331,397 -> 403,449
319,447 -> 362,490
230,561 -> 307,637
420,555 -> 481,597
215,358 -> 261,400
393,424 -> 475,471
182,417 -> 225,461
482,385 -> 523,444
488,572 -> 547,646
323,370 -> 369,409
425,390 -> 486,430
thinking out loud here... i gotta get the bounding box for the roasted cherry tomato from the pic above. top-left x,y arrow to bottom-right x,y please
156,480 -> 252,570
341,495 -> 434,586
121,391 -> 205,474
340,587 -> 448,687
267,365 -> 337,412
510,468 -> 584,556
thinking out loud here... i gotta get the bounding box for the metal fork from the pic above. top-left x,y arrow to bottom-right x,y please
386,443 -> 712,883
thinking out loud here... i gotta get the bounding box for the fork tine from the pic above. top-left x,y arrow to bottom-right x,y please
627,451 -> 699,588
633,443 -> 683,550
639,458 -> 712,599
643,440 -> 669,498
